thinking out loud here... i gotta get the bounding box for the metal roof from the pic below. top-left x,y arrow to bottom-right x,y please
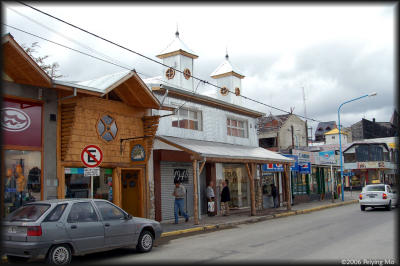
157,32 -> 197,58
156,135 -> 293,163
210,55 -> 244,78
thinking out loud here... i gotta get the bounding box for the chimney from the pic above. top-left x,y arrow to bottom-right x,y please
373,118 -> 376,123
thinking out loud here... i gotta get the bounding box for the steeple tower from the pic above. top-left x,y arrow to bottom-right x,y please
210,52 -> 245,105
156,30 -> 198,91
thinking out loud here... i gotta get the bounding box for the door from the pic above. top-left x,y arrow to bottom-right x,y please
65,202 -> 105,253
121,169 -> 142,217
94,201 -> 135,247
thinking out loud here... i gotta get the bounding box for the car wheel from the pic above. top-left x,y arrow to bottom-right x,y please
360,205 -> 366,211
136,230 -> 154,253
386,201 -> 392,211
6,255 -> 29,263
46,244 -> 72,265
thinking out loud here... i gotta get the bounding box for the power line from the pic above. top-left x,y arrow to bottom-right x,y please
15,1 -> 322,122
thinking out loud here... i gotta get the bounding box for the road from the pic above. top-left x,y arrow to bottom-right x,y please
73,204 -> 397,264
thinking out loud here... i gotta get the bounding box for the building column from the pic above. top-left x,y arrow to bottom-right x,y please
284,163 -> 291,211
192,159 -> 199,224
245,163 -> 256,216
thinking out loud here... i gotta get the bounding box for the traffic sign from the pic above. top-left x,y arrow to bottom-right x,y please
84,167 -> 100,177
81,145 -> 103,168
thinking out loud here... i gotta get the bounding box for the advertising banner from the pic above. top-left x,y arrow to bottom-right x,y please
299,162 -> 311,174
319,150 -> 337,165
283,154 -> 299,171
261,163 -> 284,172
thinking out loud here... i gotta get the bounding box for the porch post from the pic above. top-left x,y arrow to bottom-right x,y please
284,163 -> 291,211
193,159 -> 199,225
246,163 -> 256,216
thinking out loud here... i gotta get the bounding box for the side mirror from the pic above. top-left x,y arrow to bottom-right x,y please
125,214 -> 132,220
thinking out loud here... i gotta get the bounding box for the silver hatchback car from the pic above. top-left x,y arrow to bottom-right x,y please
2,199 -> 163,264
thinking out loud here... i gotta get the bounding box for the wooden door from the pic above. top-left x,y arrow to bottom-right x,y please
121,169 -> 142,217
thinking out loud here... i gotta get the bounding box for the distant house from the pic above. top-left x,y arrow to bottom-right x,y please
314,121 -> 337,142
324,128 -> 348,145
351,118 -> 396,141
257,113 -> 307,152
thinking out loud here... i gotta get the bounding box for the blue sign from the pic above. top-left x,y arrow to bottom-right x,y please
343,172 -> 355,176
319,150 -> 336,164
262,163 -> 284,172
131,144 -> 146,162
299,162 -> 311,174
5,188 -> 17,193
283,154 -> 299,171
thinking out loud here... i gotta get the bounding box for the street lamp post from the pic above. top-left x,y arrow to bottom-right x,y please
338,92 -> 377,201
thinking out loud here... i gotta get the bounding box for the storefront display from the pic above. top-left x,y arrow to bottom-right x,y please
224,164 -> 249,208
65,168 -> 113,200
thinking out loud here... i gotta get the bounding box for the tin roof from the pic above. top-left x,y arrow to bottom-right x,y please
325,128 -> 348,135
156,135 -> 293,163
210,54 -> 245,79
156,31 -> 198,59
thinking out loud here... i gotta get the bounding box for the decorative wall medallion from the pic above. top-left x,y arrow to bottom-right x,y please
131,144 -> 146,161
97,114 -> 118,142
183,68 -> 191,80
220,86 -> 229,96
165,67 -> 175,80
235,87 -> 241,96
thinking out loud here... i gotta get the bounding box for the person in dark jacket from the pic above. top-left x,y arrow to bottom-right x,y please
271,184 -> 278,208
220,180 -> 230,216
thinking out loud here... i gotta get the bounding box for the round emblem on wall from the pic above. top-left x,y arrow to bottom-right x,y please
220,86 -> 229,96
165,67 -> 175,80
1,107 -> 31,132
131,144 -> 146,161
183,68 -> 191,80
97,114 -> 118,142
235,87 -> 241,96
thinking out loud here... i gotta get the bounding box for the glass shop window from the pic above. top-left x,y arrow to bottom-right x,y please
4,150 -> 42,216
65,168 -> 113,201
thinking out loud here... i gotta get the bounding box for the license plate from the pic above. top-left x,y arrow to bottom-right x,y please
8,226 -> 17,233
367,194 -> 376,198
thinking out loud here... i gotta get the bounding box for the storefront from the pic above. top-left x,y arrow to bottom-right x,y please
153,135 -> 293,223
54,70 -> 162,218
260,163 -> 284,208
2,34 -> 57,217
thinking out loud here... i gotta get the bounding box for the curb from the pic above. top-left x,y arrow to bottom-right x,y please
161,199 -> 358,238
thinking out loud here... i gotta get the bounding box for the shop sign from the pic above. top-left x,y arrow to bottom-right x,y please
131,144 -> 146,161
173,169 -> 189,184
292,150 -> 311,163
262,163 -> 284,172
343,172 -> 355,176
2,99 -> 42,147
319,150 -> 337,165
81,145 -> 103,168
283,154 -> 299,171
65,168 -> 84,174
84,167 -> 100,177
357,161 -> 386,169
299,163 -> 311,174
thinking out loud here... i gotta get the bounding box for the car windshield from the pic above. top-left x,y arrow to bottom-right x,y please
6,204 -> 51,222
365,185 -> 385,192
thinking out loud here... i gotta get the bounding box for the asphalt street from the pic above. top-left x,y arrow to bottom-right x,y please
72,204 -> 397,264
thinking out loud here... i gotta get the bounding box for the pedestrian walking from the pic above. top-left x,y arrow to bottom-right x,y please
271,184 -> 278,208
220,180 -> 230,216
206,181 -> 215,216
172,180 -> 189,224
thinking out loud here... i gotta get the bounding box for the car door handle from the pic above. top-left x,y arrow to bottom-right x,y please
71,225 -> 77,229
104,223 -> 110,227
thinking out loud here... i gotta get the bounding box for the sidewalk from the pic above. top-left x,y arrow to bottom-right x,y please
160,191 -> 360,237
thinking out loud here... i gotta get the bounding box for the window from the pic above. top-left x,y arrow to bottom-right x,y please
67,202 -> 98,223
97,115 -> 118,142
343,153 -> 356,163
95,201 -> 125,220
332,136 -> 335,139
44,204 -> 67,222
227,118 -> 247,138
365,185 -> 385,192
172,108 -> 202,130
6,204 -> 50,221
326,127 -> 331,131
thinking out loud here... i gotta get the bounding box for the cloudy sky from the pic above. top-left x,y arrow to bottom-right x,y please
2,3 -> 396,137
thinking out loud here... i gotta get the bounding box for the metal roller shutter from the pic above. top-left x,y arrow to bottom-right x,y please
160,162 -> 194,221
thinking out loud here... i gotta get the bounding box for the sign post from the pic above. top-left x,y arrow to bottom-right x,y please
81,145 -> 103,198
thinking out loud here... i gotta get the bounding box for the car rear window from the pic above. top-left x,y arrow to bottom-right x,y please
6,204 -> 51,222
366,185 -> 385,192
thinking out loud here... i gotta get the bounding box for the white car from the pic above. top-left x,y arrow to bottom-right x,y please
359,184 -> 398,211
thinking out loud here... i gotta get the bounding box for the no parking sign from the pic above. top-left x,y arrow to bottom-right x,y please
81,145 -> 103,168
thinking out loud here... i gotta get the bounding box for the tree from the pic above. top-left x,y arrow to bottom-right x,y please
21,42 -> 64,79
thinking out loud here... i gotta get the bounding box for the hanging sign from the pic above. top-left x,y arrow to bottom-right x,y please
130,139 -> 148,164
84,167 -> 100,177
81,145 -> 103,168
299,162 -> 311,174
